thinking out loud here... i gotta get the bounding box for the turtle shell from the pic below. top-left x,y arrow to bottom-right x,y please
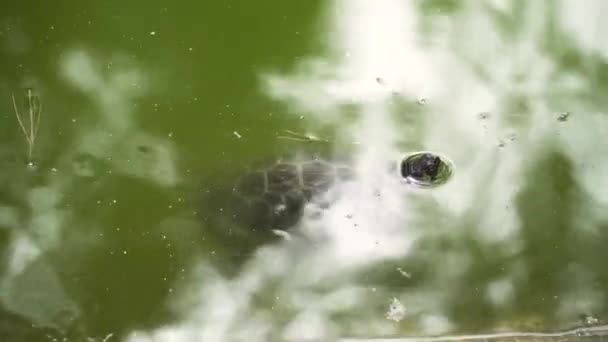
228,157 -> 355,231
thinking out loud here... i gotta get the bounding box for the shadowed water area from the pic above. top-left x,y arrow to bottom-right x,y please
0,1 -> 608,341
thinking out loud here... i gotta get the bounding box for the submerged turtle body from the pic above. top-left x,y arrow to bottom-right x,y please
228,157 -> 355,231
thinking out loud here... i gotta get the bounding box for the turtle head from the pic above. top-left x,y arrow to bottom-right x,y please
400,152 -> 444,183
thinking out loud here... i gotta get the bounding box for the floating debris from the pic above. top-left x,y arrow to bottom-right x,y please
557,112 -> 571,122
396,267 -> 412,279
497,134 -> 517,148
376,77 -> 387,85
386,297 -> 407,322
277,129 -> 330,143
417,97 -> 427,105
478,112 -> 490,120
233,131 -> 242,139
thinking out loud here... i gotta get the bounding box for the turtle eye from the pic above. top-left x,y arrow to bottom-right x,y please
428,157 -> 441,179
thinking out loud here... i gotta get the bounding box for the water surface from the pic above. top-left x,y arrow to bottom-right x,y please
0,1 -> 607,341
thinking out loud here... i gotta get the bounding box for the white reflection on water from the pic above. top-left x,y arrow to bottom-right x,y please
60,49 -> 180,188
0,48 -> 180,334
126,0 -> 608,341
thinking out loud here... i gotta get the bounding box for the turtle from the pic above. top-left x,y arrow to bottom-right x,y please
203,151 -> 453,239
228,157 -> 356,232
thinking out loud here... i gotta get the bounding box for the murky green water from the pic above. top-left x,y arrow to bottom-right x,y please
1,1 -> 607,341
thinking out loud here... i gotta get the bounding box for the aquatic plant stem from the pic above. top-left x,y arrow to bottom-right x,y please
11,90 -> 42,164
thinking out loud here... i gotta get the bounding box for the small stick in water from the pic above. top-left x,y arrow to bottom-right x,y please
11,89 -> 42,165
277,129 -> 330,143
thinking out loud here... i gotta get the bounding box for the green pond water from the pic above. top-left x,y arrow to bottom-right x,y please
0,1 -> 607,341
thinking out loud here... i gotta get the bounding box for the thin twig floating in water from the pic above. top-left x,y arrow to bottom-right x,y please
277,129 -> 361,145
277,129 -> 331,143
11,89 -> 42,165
